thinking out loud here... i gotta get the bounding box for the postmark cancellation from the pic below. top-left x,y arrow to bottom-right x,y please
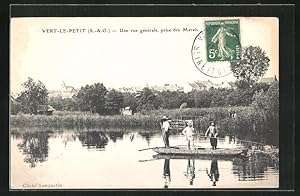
192,19 -> 241,78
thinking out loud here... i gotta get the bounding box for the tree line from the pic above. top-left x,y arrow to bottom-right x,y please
11,77 -> 274,116
11,45 -> 274,116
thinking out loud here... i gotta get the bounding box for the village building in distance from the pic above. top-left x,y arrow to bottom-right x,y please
44,76 -> 277,116
120,106 -> 133,115
189,75 -> 277,91
48,81 -> 78,99
258,75 -> 278,85
118,83 -> 184,93
189,80 -> 237,91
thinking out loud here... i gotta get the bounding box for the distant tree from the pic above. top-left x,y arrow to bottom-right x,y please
252,82 -> 271,92
16,77 -> 48,114
265,82 -> 279,120
252,81 -> 279,120
235,80 -> 252,89
10,98 -> 22,115
48,96 -> 64,111
191,90 -> 212,108
225,89 -> 241,106
156,91 -> 187,109
186,91 -> 196,108
63,97 -> 79,111
180,102 -> 188,109
237,88 -> 257,106
136,87 -> 160,112
251,81 -> 279,144
105,89 -> 124,115
48,96 -> 78,111
122,92 -> 138,114
210,88 -> 230,107
75,83 -> 107,114
230,46 -> 270,88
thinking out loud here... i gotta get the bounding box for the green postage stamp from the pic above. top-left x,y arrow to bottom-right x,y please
205,19 -> 241,62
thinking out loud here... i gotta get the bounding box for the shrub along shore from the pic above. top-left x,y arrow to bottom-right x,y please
11,106 -> 278,145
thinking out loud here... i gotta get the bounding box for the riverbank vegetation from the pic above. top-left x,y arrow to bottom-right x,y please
11,78 -> 272,116
11,46 -> 278,145
11,80 -> 279,143
11,97 -> 278,146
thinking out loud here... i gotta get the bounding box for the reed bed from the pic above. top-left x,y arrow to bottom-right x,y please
11,112 -> 161,129
141,107 -> 256,134
11,106 -> 278,145
11,106 -> 256,133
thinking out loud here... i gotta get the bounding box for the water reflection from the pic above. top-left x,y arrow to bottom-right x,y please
185,159 -> 195,185
16,131 -> 51,168
129,132 -> 136,142
61,132 -> 77,147
11,128 -> 279,188
163,159 -> 171,189
228,135 -> 236,144
78,131 -> 108,149
206,158 -> 220,186
106,131 -> 124,143
232,153 -> 278,181
155,154 -> 277,187
139,132 -> 157,146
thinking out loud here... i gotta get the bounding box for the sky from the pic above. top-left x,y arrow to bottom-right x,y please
11,17 -> 278,94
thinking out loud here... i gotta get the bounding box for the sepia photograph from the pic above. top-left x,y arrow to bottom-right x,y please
10,16 -> 280,189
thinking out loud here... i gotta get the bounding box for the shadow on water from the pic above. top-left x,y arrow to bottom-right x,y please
78,131 -> 108,149
13,130 -> 52,168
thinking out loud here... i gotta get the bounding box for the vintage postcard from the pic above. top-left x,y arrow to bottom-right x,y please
10,17 -> 279,189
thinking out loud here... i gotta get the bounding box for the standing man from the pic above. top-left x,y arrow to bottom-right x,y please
205,121 -> 219,149
160,115 -> 171,148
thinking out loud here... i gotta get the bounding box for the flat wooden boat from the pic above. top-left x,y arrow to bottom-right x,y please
152,146 -> 247,157
152,154 -> 246,160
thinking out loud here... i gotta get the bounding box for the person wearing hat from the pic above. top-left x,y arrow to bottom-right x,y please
182,120 -> 195,150
160,115 -> 171,147
205,121 -> 219,149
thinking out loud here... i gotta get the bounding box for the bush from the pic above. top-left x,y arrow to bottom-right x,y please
251,81 -> 279,145
11,100 -> 22,115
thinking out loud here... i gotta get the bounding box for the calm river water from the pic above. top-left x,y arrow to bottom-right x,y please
10,127 -> 279,189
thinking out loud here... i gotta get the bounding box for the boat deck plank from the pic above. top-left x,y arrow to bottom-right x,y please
152,146 -> 247,156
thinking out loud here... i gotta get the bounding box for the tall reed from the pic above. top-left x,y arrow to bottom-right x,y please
11,106 -> 277,145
